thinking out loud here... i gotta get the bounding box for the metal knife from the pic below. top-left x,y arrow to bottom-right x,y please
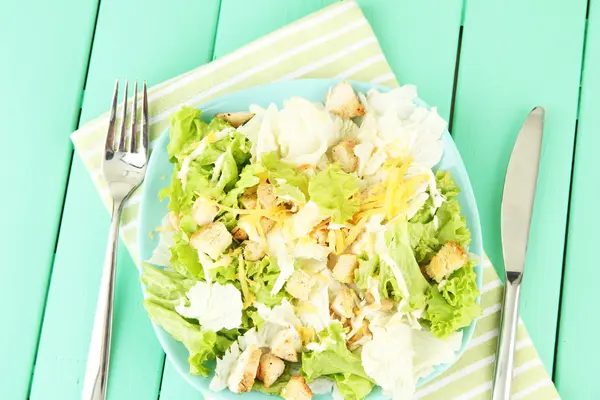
492,107 -> 545,400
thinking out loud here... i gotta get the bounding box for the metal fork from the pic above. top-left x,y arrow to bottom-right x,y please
82,80 -> 149,400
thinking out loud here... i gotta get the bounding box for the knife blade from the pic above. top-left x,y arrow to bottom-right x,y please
492,107 -> 544,400
501,106 -> 544,279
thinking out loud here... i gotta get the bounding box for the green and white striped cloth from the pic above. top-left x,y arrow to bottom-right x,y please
71,1 -> 560,399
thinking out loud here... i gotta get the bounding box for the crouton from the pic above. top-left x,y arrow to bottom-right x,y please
297,326 -> 316,346
331,288 -> 357,319
189,222 -> 232,259
311,227 -> 329,246
380,298 -> 394,312
327,253 -> 339,270
239,191 -> 258,210
192,197 -> 219,226
325,81 -> 365,119
227,345 -> 262,393
257,182 -> 277,209
232,226 -> 249,241
282,376 -> 313,400
216,111 -> 255,128
424,241 -> 468,282
260,217 -> 276,234
332,254 -> 359,283
271,330 -> 298,362
243,241 -> 266,261
285,270 -> 316,301
347,322 -> 372,351
331,139 -> 359,173
256,353 -> 285,388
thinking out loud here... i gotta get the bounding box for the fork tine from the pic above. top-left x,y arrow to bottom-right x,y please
105,80 -> 119,151
117,79 -> 129,152
129,81 -> 138,152
141,81 -> 149,155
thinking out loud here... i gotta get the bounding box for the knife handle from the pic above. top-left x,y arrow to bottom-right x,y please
492,272 -> 523,400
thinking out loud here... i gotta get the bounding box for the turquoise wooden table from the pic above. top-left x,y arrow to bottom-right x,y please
1,0 -> 597,399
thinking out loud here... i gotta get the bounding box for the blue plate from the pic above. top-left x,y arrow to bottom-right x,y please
138,79 -> 484,399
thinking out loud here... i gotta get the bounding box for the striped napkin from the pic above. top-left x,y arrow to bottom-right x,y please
71,1 -> 560,399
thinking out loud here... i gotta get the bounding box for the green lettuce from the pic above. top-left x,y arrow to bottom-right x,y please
167,107 -> 203,160
384,220 -> 430,309
354,254 -> 379,290
261,152 -> 309,197
422,261 -> 481,338
408,171 -> 471,264
169,232 -> 205,279
143,300 -> 231,375
308,164 -> 360,224
222,163 -> 265,207
141,263 -> 195,310
334,374 -> 375,400
301,323 -> 374,389
253,364 -> 293,395
260,152 -> 309,204
245,256 -> 288,307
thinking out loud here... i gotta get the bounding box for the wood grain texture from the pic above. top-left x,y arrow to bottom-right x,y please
555,0 -> 600,397
452,0 -> 587,372
356,0 -> 463,120
29,1 -> 221,399
0,0 -> 99,397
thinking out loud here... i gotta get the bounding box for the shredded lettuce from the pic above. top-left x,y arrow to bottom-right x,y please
308,164 -> 360,224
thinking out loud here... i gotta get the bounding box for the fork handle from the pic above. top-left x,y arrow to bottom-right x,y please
492,272 -> 523,400
82,201 -> 122,400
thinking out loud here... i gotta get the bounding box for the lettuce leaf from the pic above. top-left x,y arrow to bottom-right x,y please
422,261 -> 481,338
334,373 -> 375,400
301,323 -> 373,384
245,257 -> 288,307
308,164 -> 360,224
143,299 -> 231,375
408,171 -> 470,264
141,263 -> 195,310
169,232 -> 205,279
222,163 -> 265,207
261,151 -> 308,191
253,364 -> 293,395
384,220 -> 430,308
167,107 -> 204,160
354,254 -> 379,290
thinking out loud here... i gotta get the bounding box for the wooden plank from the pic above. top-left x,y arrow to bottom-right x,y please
555,0 -> 600,397
158,0 -> 463,396
356,0 -> 463,120
452,0 -> 587,372
29,0 -> 222,398
0,1 -> 98,397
